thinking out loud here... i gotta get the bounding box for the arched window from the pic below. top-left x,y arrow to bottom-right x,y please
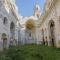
49,20 -> 55,47
1,33 -> 7,50
3,17 -> 8,25
29,32 -> 31,37
10,22 -> 15,39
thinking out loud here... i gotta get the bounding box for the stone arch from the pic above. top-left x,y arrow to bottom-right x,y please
10,22 -> 15,40
1,33 -> 7,50
48,20 -> 55,46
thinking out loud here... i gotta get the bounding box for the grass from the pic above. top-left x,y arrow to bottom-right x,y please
0,45 -> 60,60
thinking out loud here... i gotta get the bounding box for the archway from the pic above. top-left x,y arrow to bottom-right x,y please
10,22 -> 15,40
2,33 -> 7,50
49,20 -> 55,46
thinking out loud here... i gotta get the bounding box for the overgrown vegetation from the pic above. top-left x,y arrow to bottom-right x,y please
0,45 -> 60,60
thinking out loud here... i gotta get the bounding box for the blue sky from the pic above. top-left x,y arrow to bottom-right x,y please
16,0 -> 45,17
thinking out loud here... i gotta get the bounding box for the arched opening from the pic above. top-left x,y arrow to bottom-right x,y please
49,20 -> 55,47
3,17 -> 8,25
1,33 -> 7,50
10,22 -> 15,40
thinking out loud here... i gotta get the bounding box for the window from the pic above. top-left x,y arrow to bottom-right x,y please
29,33 -> 31,37
3,17 -> 8,25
